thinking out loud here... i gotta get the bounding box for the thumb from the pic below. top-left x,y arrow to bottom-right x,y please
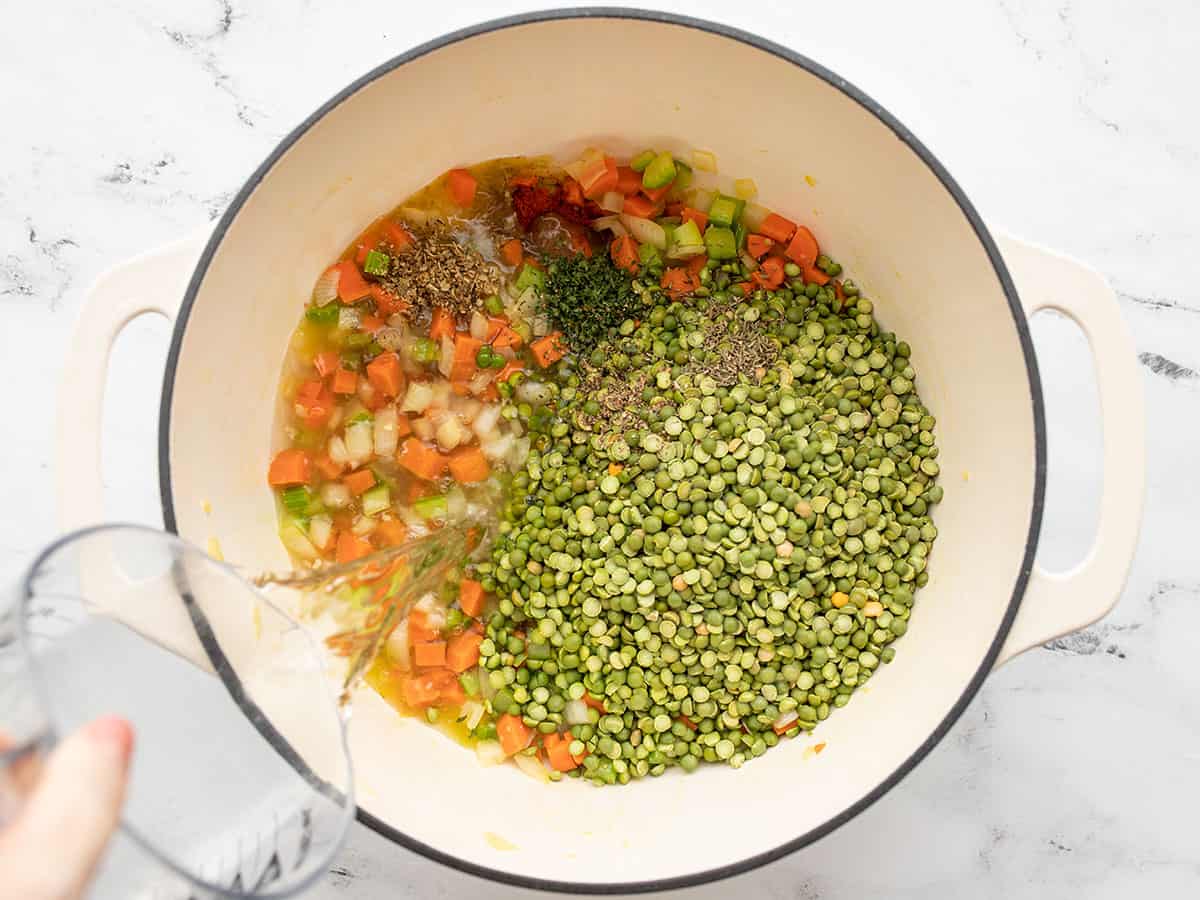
0,716 -> 133,900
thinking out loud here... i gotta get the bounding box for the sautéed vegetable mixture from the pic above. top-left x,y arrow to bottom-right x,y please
267,149 -> 942,785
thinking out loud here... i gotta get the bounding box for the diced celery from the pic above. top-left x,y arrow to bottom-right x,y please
673,160 -> 694,191
305,304 -> 339,325
363,249 -> 391,276
630,150 -> 656,172
669,219 -> 705,258
344,332 -> 373,349
412,494 -> 448,520
704,226 -> 738,261
514,263 -> 544,293
734,223 -> 747,252
484,294 -> 505,315
361,484 -> 391,517
641,152 -> 677,190
280,486 -> 311,518
707,194 -> 745,228
340,351 -> 362,371
638,242 -> 662,267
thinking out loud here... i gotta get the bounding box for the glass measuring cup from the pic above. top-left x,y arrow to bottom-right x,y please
0,524 -> 356,899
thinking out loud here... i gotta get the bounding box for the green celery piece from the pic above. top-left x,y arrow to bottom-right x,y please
630,150 -> 656,172
673,160 -> 694,191
362,249 -> 391,276
638,243 -> 662,266
641,152 -> 678,190
305,304 -> 339,325
280,486 -> 311,517
672,219 -> 704,250
707,194 -> 746,228
412,494 -> 448,520
704,226 -> 738,261
514,262 -> 545,293
361,484 -> 390,517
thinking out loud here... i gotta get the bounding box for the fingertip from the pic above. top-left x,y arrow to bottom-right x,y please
83,715 -> 134,764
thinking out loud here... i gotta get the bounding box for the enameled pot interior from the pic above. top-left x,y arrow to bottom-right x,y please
163,15 -> 1037,888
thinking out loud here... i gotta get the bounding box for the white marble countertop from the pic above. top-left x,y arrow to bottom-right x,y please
2,1 -> 1197,897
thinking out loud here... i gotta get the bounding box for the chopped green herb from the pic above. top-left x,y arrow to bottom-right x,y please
540,253 -> 640,353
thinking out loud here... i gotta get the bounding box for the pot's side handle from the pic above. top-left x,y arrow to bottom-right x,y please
56,231 -> 208,531
993,233 -> 1145,666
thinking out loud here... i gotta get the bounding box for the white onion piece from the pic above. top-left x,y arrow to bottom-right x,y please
469,311 -> 490,341
591,215 -> 628,237
351,515 -> 376,536
480,432 -> 514,463
564,699 -> 590,726
399,206 -> 431,227
454,396 -> 483,423
436,416 -> 467,451
373,407 -> 399,457
772,710 -> 799,732
475,740 -> 505,767
385,621 -> 410,669
338,306 -> 360,331
398,506 -> 428,537
307,514 -> 333,551
740,251 -> 760,273
326,406 -> 343,432
690,187 -> 715,212
742,202 -> 770,232
564,148 -> 603,183
446,488 -> 467,522
468,371 -> 494,396
311,267 -> 339,306
473,404 -> 501,439
344,421 -> 373,464
461,700 -> 486,731
516,379 -> 554,406
327,435 -> 350,466
513,753 -> 548,782
691,149 -> 718,173
620,214 -> 667,249
438,335 -> 455,378
531,315 -> 551,337
401,381 -> 434,414
599,191 -> 624,214
510,436 -> 531,468
429,380 -> 452,409
411,417 -> 435,442
507,286 -> 538,319
320,482 -> 351,509
279,522 -> 318,560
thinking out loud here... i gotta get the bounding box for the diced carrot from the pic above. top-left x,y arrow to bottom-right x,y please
680,207 -> 709,231
495,359 -> 524,384
407,478 -> 436,503
446,631 -> 484,673
447,168 -> 478,207
509,174 -> 537,189
354,232 -> 380,267
459,578 -> 486,618
361,390 -> 386,412
450,334 -> 482,382
448,446 -> 490,484
370,284 -> 407,317
295,380 -> 336,428
661,266 -> 699,299
621,194 -> 658,219
486,316 -> 522,349
380,220 -> 414,253
374,519 -> 409,547
582,694 -> 606,712
565,222 -> 594,257
429,308 -> 456,341
499,238 -> 524,267
686,254 -> 707,277
678,714 -> 698,731
268,448 -> 311,486
330,368 -> 358,395
642,183 -> 672,203
342,468 -> 376,495
401,669 -> 456,709
746,233 -> 774,260
397,437 -> 448,480
395,414 -> 412,436
751,256 -> 786,291
313,351 -> 340,378
530,332 -> 567,367
439,677 -> 467,707
366,352 -> 404,398
544,731 -> 582,772
335,531 -> 373,564
665,201 -> 685,217
314,452 -> 343,480
759,213 -> 798,244
497,714 -> 534,756
413,641 -> 447,668
407,607 -> 439,644
360,314 -> 385,335
616,165 -> 642,195
610,235 -> 639,274
784,225 -> 820,269
579,155 -> 618,199
561,176 -> 585,207
834,280 -> 845,300
803,264 -> 831,285
331,261 -> 371,303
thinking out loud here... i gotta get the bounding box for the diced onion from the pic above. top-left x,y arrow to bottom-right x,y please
453,396 -> 482,423
401,381 -> 434,414
411,417 -> 435,442
563,147 -> 604,183
734,178 -> 758,200
461,700 -> 486,731
344,421 -> 373,465
320,482 -> 351,509
510,436 -> 531,468
590,215 -> 628,237
351,515 -> 376,536
327,435 -> 350,466
429,380 -> 452,409
516,380 -> 553,406
773,710 -> 799,732
599,191 -> 624,214
399,206 -> 431,227
338,306 -> 360,331
385,621 -> 410,669
689,188 -> 715,212
311,267 -> 339,307
513,753 -> 548,782
691,149 -> 718,173
531,315 -> 551,337
475,740 -> 505,767
473,404 -> 501,439
373,407 -> 399,457
279,522 -> 319,559
469,311 -> 490,341
564,699 -> 590,726
620,215 -> 667,250
742,202 -> 770,232
436,415 -> 467,451
468,370 -> 494,396
446,487 -> 467,522
438,335 -> 455,378
307,514 -> 333,551
480,432 -> 514,463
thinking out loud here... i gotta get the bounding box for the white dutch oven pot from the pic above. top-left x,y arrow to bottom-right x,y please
56,10 -> 1144,893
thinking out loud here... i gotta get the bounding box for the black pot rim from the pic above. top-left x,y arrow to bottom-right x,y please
159,7 -> 1046,894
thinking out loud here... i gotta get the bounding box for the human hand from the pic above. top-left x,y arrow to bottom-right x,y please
0,717 -> 133,900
